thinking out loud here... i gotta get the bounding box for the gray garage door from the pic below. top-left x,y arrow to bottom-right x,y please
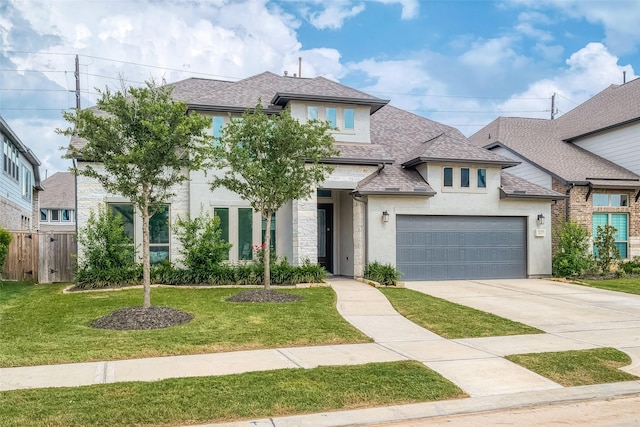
396,216 -> 527,280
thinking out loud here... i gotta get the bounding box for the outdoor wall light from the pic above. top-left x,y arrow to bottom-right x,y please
537,213 -> 545,226
382,210 -> 390,223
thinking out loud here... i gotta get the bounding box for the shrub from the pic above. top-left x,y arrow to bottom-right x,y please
173,211 -> 232,274
77,206 -> 136,272
0,226 -> 11,269
593,224 -> 620,273
364,261 -> 401,286
620,257 -> 640,275
552,220 -> 593,277
75,265 -> 143,289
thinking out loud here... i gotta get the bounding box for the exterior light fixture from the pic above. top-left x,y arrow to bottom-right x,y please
382,210 -> 390,223
537,213 -> 545,226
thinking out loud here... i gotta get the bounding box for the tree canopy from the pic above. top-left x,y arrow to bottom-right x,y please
60,80 -> 212,307
210,102 -> 338,289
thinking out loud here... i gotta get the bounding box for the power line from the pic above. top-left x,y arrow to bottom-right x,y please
367,90 -> 547,100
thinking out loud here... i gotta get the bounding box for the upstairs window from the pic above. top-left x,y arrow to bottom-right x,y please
307,106 -> 318,120
477,169 -> 487,188
593,193 -> 628,207
3,136 -> 19,181
443,167 -> 453,187
326,107 -> 337,128
343,108 -> 354,130
460,168 -> 470,188
212,116 -> 224,138
21,166 -> 32,201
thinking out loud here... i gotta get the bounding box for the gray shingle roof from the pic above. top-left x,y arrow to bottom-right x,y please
469,89 -> 640,183
40,172 -> 75,209
501,172 -> 566,199
69,72 -> 555,198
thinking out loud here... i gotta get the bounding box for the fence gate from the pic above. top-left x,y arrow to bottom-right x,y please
39,232 -> 77,283
3,231 -> 76,283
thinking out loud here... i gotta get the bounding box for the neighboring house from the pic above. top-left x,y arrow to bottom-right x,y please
0,115 -> 42,231
39,172 -> 76,232
469,77 -> 640,259
71,72 -> 563,280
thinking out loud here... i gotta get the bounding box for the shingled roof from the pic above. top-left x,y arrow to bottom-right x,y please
69,72 -> 561,199
469,79 -> 640,185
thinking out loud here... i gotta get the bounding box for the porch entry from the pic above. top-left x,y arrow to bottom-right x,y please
317,203 -> 333,273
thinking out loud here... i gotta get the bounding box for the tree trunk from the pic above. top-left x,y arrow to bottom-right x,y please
141,198 -> 151,309
264,211 -> 272,291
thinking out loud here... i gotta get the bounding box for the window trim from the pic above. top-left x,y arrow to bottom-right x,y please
592,212 -> 628,259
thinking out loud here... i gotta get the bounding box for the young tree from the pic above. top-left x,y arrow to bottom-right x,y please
210,103 -> 338,290
60,80 -> 212,308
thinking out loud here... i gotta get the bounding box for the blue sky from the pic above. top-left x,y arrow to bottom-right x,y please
1,0 -> 640,174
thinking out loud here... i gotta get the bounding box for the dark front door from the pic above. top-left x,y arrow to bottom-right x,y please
317,204 -> 333,273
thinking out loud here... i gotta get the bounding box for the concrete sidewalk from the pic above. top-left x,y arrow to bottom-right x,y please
2,278 -> 640,427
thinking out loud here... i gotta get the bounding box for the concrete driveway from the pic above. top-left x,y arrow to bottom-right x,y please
405,279 -> 640,375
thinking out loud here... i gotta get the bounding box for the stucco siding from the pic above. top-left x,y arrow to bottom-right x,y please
572,122 -> 640,175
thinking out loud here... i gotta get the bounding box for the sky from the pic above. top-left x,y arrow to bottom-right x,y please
2,0 -> 640,176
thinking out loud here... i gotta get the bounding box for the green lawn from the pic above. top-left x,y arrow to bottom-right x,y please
379,287 -> 542,338
507,348 -> 639,386
0,282 -> 370,367
0,361 -> 466,427
578,278 -> 640,295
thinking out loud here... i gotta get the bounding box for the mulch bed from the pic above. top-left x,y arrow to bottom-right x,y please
91,306 -> 194,330
226,289 -> 303,303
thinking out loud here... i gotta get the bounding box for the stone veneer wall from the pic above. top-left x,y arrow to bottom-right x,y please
552,178 -> 640,258
292,192 -> 317,266
352,198 -> 366,277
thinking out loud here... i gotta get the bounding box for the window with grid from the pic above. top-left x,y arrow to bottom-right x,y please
593,213 -> 628,258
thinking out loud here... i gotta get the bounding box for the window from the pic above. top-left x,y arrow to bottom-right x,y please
593,193 -> 628,207
50,209 -> 60,222
461,168 -> 470,187
40,209 -> 47,221
326,107 -> 336,128
3,136 -> 19,181
109,203 -> 135,240
593,213 -> 628,258
307,106 -> 318,120
343,108 -> 354,129
214,208 -> 230,260
317,189 -> 332,198
443,167 -> 453,187
477,169 -> 487,188
61,209 -> 71,222
22,166 -> 32,201
212,116 -> 224,138
262,215 -> 276,252
149,205 -> 170,264
238,208 -> 253,260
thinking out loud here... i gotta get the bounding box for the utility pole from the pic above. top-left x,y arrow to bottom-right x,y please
75,54 -> 81,110
550,93 -> 556,120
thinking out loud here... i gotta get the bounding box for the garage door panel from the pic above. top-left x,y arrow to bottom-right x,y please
396,216 -> 527,280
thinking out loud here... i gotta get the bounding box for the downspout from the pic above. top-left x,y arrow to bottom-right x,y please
565,183 -> 574,222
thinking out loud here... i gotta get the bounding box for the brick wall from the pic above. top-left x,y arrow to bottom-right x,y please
551,178 -> 640,258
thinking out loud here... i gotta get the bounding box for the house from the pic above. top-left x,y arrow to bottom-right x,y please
0,115 -> 42,231
39,172 -> 76,232
469,78 -> 640,259
71,72 -> 563,280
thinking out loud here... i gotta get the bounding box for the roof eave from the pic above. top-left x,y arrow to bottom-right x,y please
499,188 -> 567,200
320,157 -> 394,166
355,189 -> 436,197
187,104 -> 283,115
271,93 -> 390,114
402,156 -> 520,169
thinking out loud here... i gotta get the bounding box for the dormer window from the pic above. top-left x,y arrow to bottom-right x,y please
307,106 -> 318,120
344,109 -> 354,130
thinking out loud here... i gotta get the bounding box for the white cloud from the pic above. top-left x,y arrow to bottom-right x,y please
309,3 -> 366,30
459,36 -> 529,69
374,0 -> 419,19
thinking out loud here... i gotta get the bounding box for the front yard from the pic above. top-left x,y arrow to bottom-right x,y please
0,281 -> 370,367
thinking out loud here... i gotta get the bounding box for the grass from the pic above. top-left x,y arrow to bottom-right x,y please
0,282 -> 370,367
578,278 -> 640,295
507,348 -> 639,386
0,361 -> 466,427
379,287 -> 542,338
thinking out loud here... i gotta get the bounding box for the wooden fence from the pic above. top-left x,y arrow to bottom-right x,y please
3,231 -> 76,283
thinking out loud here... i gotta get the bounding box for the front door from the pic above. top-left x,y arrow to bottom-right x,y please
317,204 -> 333,273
